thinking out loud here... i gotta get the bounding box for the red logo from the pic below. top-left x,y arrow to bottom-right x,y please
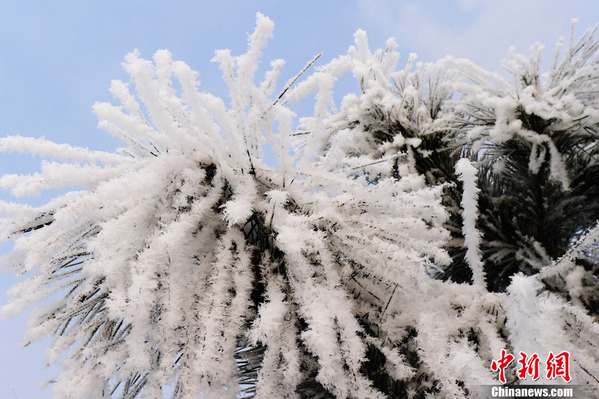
517,352 -> 541,380
546,351 -> 571,382
491,349 -> 515,384
491,350 -> 571,383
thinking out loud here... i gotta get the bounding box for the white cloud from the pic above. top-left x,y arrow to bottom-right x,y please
356,1 -> 599,72
459,0 -> 480,11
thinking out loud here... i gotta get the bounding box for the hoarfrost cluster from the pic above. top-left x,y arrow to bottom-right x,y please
1,13 -> 598,399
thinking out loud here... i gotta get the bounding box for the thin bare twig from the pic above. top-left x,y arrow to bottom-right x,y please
273,52 -> 322,107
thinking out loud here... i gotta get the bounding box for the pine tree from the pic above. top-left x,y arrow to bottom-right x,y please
445,22 -> 599,309
1,14 -> 598,399
343,21 -> 599,311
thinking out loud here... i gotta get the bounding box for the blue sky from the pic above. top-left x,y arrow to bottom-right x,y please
1,1 -> 598,398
